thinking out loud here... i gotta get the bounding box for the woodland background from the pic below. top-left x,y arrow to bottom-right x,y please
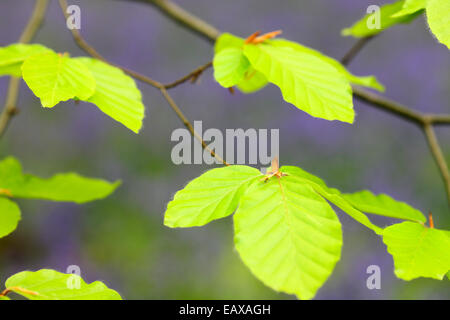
0,0 -> 449,299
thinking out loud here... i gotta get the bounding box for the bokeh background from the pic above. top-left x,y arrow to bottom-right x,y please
0,0 -> 449,299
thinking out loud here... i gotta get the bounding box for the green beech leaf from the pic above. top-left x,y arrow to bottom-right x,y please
0,197 -> 21,239
74,57 -> 145,133
236,66 -> 269,93
164,165 -> 261,228
4,269 -> 122,300
22,51 -> 96,108
214,33 -> 269,93
0,157 -> 120,204
383,222 -> 450,280
215,33 -> 245,53
392,0 -> 426,17
0,43 -> 52,77
426,0 -> 450,49
281,166 -> 383,235
234,176 -> 342,300
342,1 -> 422,38
270,39 -> 385,92
243,42 -> 354,123
213,48 -> 250,88
0,296 -> 10,300
342,190 -> 426,223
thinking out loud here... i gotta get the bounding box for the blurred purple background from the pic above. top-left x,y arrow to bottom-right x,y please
0,0 -> 449,299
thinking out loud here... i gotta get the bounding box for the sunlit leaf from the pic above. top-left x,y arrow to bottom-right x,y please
0,43 -> 52,77
213,48 -> 250,88
75,57 -> 145,133
342,190 -> 426,223
234,176 -> 342,300
22,51 -> 95,108
164,165 -> 261,228
243,42 -> 354,123
392,0 -> 426,17
342,1 -> 422,38
214,32 -> 245,53
426,0 -> 450,49
5,269 -> 122,300
0,197 -> 21,239
383,222 -> 450,280
0,157 -> 120,204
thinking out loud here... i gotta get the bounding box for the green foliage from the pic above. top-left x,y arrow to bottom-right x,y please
392,0 -> 427,17
234,175 -> 342,300
0,156 -> 119,238
0,43 -> 51,77
0,197 -> 21,238
165,165 -> 261,227
383,222 -> 450,280
342,190 -> 426,223
342,0 -> 422,38
164,163 -> 449,298
246,42 -> 354,122
3,269 -> 122,300
74,57 -> 146,133
213,33 -> 387,123
0,43 -> 146,133
213,48 -> 250,88
0,157 -> 120,203
22,51 -> 96,108
426,0 -> 450,49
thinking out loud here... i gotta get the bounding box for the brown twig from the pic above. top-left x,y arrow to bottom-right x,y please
58,0 -> 227,166
340,36 -> 375,66
0,0 -> 49,139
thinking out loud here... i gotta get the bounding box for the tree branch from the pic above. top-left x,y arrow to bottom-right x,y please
0,0 -> 49,139
112,0 -> 450,206
58,0 -> 227,166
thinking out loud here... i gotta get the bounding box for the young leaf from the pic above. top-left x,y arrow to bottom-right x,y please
426,0 -> 450,49
4,269 -> 122,300
243,42 -> 354,123
74,57 -> 146,133
164,165 -> 261,228
270,39 -> 385,92
342,190 -> 426,223
21,51 -> 96,108
391,0 -> 426,17
214,33 -> 269,93
342,1 -> 422,38
0,43 -> 52,77
0,197 -> 21,239
234,176 -> 342,300
383,222 -> 450,280
215,33 -> 245,53
236,66 -> 269,93
281,166 -> 383,235
213,48 -> 250,88
0,157 -> 120,204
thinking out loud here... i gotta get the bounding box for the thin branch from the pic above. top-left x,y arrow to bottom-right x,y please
0,0 -> 49,139
120,0 -> 220,43
163,61 -> 213,89
423,124 -> 450,207
58,0 -> 227,166
340,36 -> 375,66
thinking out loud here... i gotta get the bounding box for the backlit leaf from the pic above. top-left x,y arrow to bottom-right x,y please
234,176 -> 342,300
164,165 -> 261,228
0,197 -> 21,239
342,190 -> 426,223
383,222 -> 450,280
392,0 -> 426,17
0,43 -> 52,77
0,157 -> 120,204
243,42 -> 354,123
75,57 -> 145,133
213,48 -> 250,88
426,0 -> 450,49
22,51 -> 95,108
5,269 -> 122,300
